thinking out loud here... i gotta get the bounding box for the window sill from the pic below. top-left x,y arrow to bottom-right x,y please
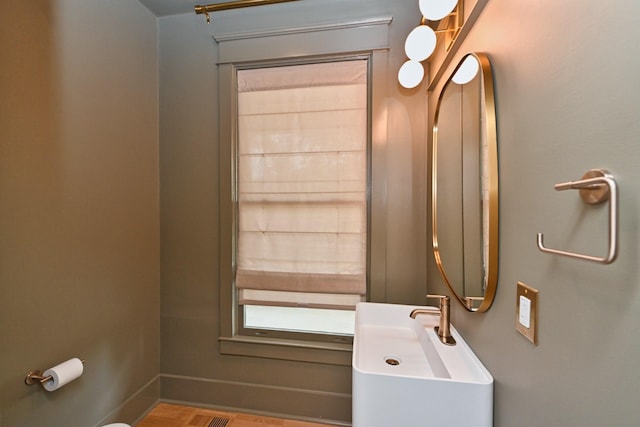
219,335 -> 352,366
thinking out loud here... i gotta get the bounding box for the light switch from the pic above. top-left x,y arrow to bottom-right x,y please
516,282 -> 538,345
519,295 -> 531,328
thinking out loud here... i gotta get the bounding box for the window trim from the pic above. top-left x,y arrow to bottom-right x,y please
217,18 -> 391,365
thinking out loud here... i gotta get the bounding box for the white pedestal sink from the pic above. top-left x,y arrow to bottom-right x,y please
352,302 -> 493,427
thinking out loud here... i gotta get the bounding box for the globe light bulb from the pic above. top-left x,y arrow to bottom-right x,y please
398,60 -> 424,89
405,25 -> 437,62
452,55 -> 480,85
419,0 -> 458,21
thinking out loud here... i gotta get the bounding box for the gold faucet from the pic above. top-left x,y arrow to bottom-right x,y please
410,295 -> 456,346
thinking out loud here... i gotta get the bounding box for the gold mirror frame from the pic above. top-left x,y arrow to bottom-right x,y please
432,52 -> 498,312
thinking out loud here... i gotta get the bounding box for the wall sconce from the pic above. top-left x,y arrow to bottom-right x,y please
398,0 -> 464,89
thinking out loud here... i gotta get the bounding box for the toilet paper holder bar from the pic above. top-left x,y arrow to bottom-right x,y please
24,371 -> 54,386
24,359 -> 85,387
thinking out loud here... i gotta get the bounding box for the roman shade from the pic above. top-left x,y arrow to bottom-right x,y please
236,60 -> 368,310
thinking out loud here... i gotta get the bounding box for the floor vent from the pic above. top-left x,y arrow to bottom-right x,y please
208,416 -> 231,427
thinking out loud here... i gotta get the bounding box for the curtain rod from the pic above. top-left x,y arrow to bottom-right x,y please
195,0 -> 300,24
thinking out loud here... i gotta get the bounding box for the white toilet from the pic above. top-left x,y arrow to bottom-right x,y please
102,424 -> 130,427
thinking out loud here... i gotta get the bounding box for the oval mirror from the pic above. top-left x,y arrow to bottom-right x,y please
432,52 -> 498,312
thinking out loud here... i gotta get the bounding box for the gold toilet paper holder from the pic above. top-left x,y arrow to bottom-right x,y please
24,359 -> 85,387
24,371 -> 54,386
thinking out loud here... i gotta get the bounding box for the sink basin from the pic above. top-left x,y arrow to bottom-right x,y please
352,302 -> 493,427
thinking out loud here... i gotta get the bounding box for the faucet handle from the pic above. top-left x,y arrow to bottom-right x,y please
426,294 -> 450,308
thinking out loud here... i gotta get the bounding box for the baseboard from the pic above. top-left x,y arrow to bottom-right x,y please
160,374 -> 352,426
94,376 -> 160,427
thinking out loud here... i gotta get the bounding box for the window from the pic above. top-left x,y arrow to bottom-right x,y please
215,15 -> 391,362
235,59 -> 369,340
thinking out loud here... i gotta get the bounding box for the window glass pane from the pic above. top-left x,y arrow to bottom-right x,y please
244,305 -> 355,336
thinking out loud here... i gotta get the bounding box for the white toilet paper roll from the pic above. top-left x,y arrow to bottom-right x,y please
42,358 -> 84,392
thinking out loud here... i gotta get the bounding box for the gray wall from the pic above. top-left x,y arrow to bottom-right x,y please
0,1 -> 160,426
5,0 -> 637,425
427,0 -> 640,426
158,0 -> 426,423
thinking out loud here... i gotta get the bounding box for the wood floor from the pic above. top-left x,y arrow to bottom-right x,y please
136,403 -> 335,427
